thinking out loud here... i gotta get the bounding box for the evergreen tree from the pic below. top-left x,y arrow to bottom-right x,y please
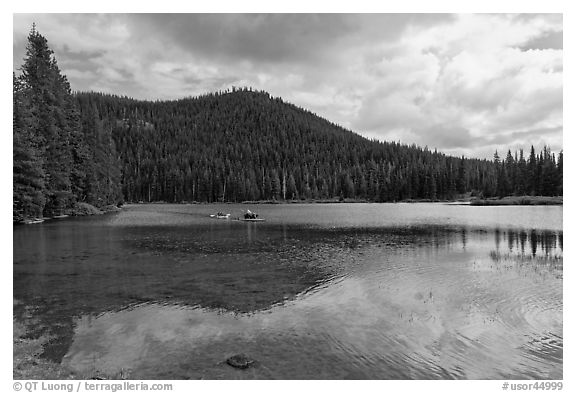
504,150 -> 516,195
557,151 -> 563,196
20,26 -> 71,213
286,173 -> 297,200
517,149 -> 527,195
528,146 -> 537,195
13,73 -> 46,219
15,25 -> 93,215
13,26 -> 123,220
457,156 -> 467,194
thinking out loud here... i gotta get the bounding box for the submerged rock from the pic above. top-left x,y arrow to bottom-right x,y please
226,353 -> 255,369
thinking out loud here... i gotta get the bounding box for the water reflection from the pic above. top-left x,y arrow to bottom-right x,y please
13,205 -> 562,379
499,229 -> 561,257
479,228 -> 561,259
60,223 -> 563,379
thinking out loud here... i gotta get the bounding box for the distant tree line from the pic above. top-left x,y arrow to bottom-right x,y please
13,27 -> 563,220
73,90 -> 562,205
490,147 -> 562,198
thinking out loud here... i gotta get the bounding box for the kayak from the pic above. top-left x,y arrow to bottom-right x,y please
22,218 -> 45,224
52,214 -> 69,219
210,213 -> 231,219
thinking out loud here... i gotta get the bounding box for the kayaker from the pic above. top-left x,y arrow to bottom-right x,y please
245,209 -> 257,219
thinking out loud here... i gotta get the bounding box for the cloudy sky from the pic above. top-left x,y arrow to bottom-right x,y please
13,13 -> 562,159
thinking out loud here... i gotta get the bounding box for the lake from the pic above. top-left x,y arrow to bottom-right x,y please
13,203 -> 563,379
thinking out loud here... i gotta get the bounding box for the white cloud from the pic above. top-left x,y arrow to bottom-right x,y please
347,14 -> 562,157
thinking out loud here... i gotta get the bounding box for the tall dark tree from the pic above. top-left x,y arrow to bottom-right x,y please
528,145 -> 538,195
556,151 -> 563,196
15,25 -> 89,215
13,73 -> 45,220
517,149 -> 527,195
457,156 -> 467,194
13,26 -> 123,221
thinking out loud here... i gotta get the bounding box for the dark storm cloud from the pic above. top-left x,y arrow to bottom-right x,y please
520,30 -> 563,51
59,45 -> 106,61
413,125 -> 562,160
417,125 -> 491,149
180,75 -> 239,89
511,14 -> 562,51
57,48 -> 104,76
125,14 -> 453,65
14,36 -> 104,81
511,13 -> 562,24
415,124 -> 562,151
497,126 -> 563,144
124,14 -> 352,64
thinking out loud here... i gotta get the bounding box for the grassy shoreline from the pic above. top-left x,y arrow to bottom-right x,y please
469,196 -> 563,206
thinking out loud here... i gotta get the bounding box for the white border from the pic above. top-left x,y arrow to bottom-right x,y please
3,2 -> 571,392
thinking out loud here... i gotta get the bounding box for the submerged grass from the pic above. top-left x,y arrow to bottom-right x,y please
489,250 -> 562,264
488,251 -> 563,279
13,307 -> 132,380
13,319 -> 72,379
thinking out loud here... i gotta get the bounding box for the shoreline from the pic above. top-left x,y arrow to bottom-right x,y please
128,197 -> 463,205
469,196 -> 563,206
126,195 -> 562,206
14,196 -> 563,224
14,203 -> 123,225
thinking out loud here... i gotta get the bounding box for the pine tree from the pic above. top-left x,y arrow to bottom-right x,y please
286,173 -> 297,199
457,156 -> 467,194
517,149 -> 527,195
18,26 -> 80,214
13,73 -> 46,220
504,150 -> 515,195
557,151 -> 563,196
528,146 -> 537,195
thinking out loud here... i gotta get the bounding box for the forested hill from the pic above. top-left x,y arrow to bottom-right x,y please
13,27 -> 562,220
75,89 -> 498,205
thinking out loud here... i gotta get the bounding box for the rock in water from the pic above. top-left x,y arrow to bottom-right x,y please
226,354 -> 255,369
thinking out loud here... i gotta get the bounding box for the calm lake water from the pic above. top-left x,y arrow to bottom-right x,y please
13,203 -> 563,379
